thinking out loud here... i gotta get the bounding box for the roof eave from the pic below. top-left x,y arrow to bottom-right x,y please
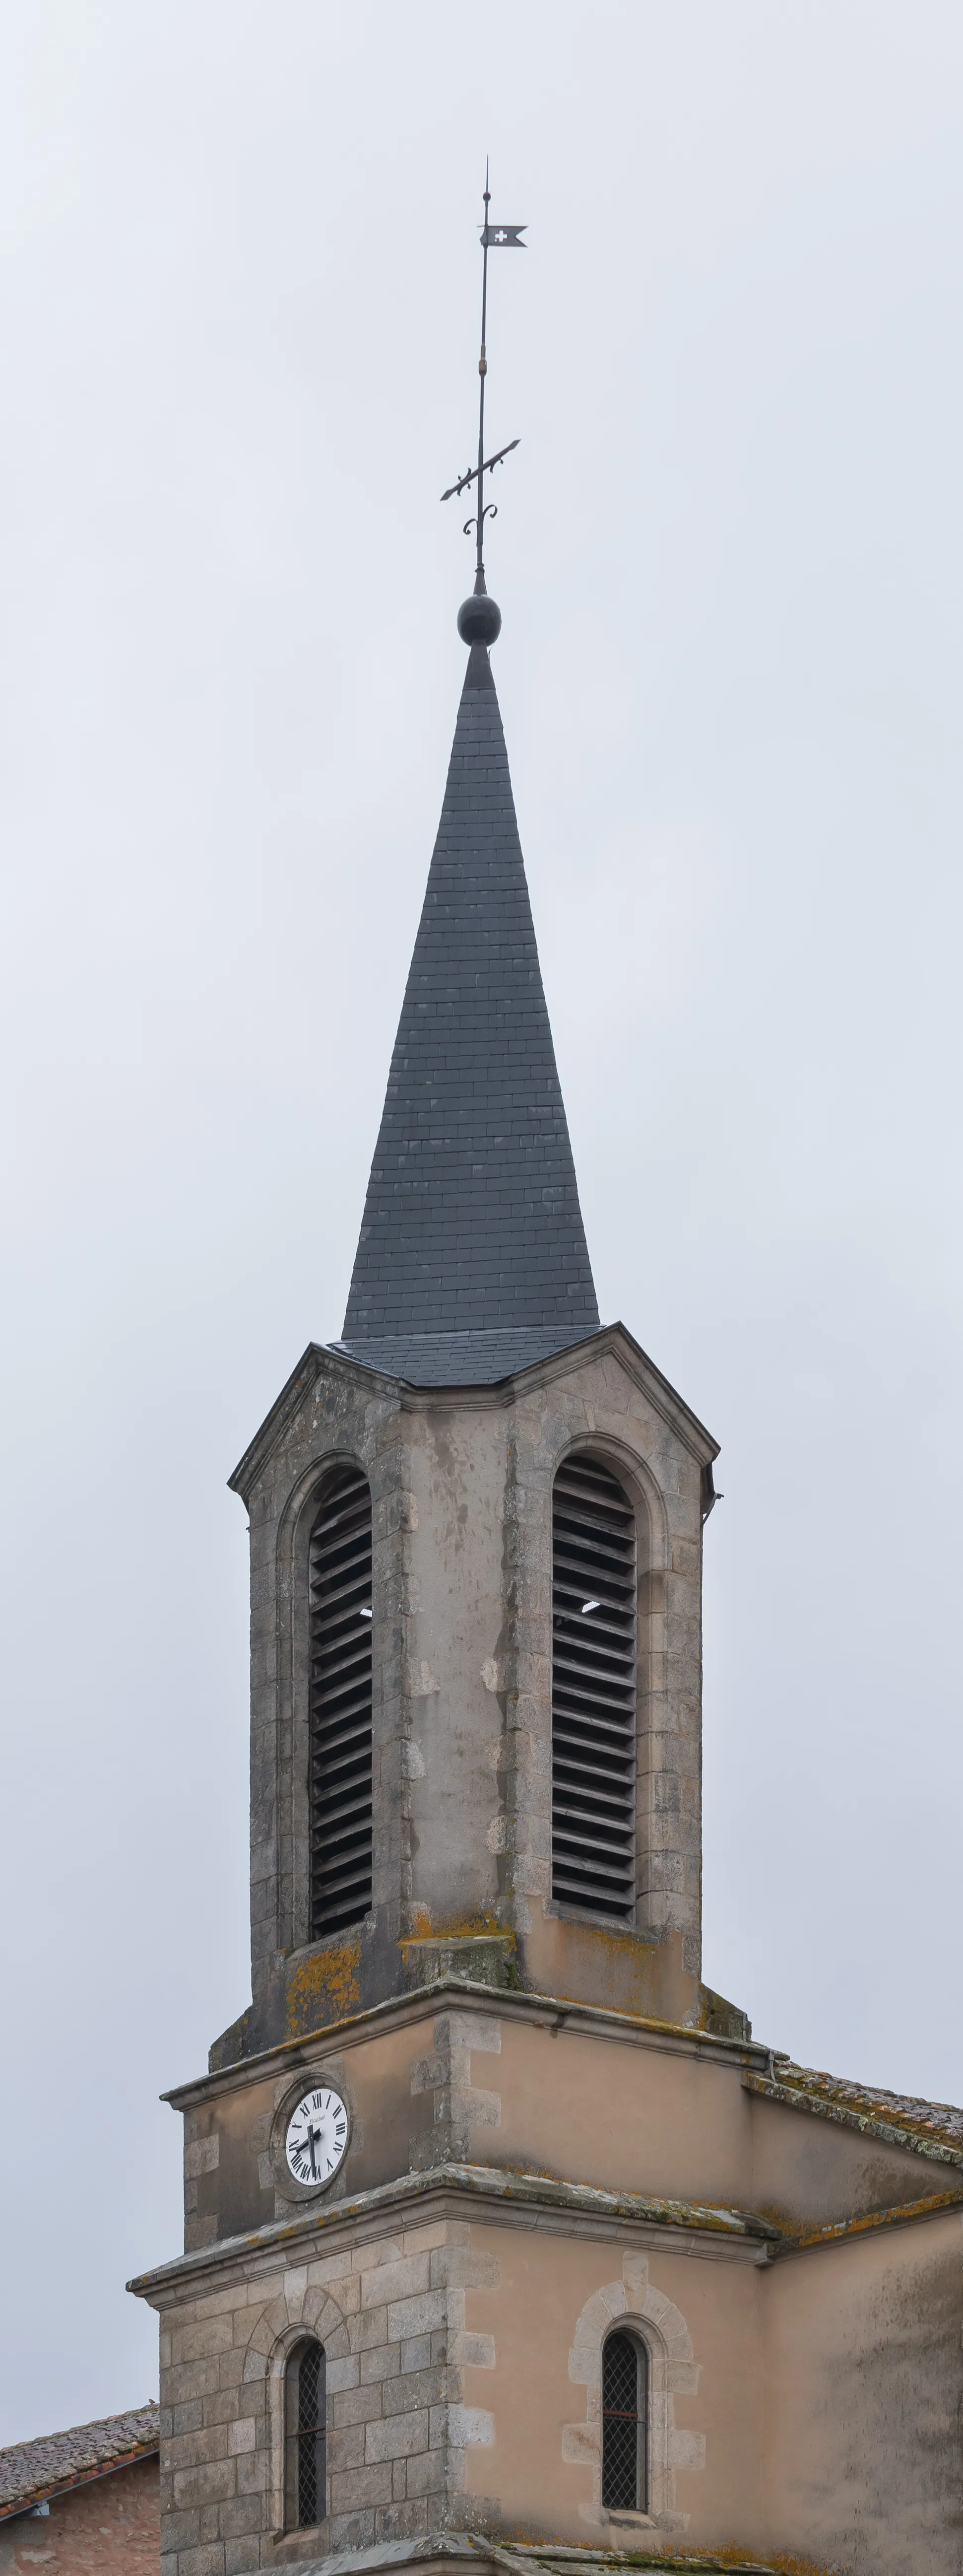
0,2441 -> 160,2523
228,1321 -> 718,1503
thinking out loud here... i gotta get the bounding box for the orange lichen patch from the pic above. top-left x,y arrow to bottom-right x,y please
791,2185 -> 963,2251
417,1907 -> 504,1939
285,1940 -> 361,2035
406,1904 -> 434,1938
528,1911 -> 701,2031
767,2555 -> 838,2575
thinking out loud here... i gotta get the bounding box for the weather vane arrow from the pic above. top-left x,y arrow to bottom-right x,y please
441,163 -> 526,590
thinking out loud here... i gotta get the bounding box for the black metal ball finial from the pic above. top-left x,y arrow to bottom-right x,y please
457,589 -> 502,647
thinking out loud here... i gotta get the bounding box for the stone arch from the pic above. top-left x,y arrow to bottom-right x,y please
551,1430 -> 672,1585
245,2279 -> 351,2535
563,2251 -> 705,2533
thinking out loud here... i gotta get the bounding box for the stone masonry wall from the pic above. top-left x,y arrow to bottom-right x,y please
228,1325 -> 712,2063
158,2219 -> 497,2576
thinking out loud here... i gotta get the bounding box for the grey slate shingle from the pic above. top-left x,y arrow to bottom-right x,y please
331,1324 -> 599,1387
342,637 -> 599,1378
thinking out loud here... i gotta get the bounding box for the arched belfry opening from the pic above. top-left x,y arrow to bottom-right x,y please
551,1453 -> 638,1919
308,1462 -> 373,1939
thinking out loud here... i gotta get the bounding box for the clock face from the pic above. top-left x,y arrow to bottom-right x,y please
285,2086 -> 349,2189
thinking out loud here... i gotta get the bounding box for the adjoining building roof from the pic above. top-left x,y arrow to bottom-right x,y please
494,2550 -> 776,2575
341,633 -> 600,1384
772,2057 -> 963,2160
0,2403 -> 159,2521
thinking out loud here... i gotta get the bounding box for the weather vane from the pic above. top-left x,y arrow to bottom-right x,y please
442,163 -> 526,620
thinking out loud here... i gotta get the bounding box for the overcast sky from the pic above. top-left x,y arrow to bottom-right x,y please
1,0 -> 961,2447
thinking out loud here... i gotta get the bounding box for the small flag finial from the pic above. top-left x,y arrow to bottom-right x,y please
442,166 -> 527,634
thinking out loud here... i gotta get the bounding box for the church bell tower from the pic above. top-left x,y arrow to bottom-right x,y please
211,581 -> 723,2078
130,560 -> 756,2568
130,194 -> 795,2576
129,190 -> 963,2576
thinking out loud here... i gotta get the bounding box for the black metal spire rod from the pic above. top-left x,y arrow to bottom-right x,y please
441,164 -> 526,584
475,162 -> 492,579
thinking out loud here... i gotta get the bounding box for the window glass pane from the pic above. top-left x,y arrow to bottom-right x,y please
602,2329 -> 644,2510
285,2340 -> 326,2531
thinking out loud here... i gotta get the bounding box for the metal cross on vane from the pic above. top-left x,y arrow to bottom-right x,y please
441,165 -> 526,580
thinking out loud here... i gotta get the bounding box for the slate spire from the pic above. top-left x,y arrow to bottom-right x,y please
336,597 -> 600,1386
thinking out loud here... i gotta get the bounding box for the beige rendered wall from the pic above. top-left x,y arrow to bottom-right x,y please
179,2003 -> 766,2253
457,2219 -> 768,2558
746,2092 -> 940,2232
486,2015 -> 754,2208
148,2089 -> 963,2574
760,2210 -> 963,2576
177,1998 -> 939,2257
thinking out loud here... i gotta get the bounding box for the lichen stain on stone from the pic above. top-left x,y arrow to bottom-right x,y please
398,1905 -> 505,1946
425,1906 -> 504,1939
768,2555 -> 836,2575
285,1941 -> 361,2035
546,1914 -> 661,2003
792,2185 -> 963,2250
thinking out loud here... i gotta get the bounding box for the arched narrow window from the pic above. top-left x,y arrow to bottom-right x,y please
602,2329 -> 648,2512
309,1463 -> 373,1939
285,2339 -> 326,2529
551,1454 -> 637,1918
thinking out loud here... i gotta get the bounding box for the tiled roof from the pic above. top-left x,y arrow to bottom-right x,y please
0,2404 -> 159,2519
498,2553 -> 776,2575
772,2057 -> 963,2159
342,636 -> 599,1367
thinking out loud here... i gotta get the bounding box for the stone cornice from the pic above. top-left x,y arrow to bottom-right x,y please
390,1323 -> 719,1466
127,2160 -> 780,2306
271,2538 -> 775,2576
226,1322 -> 718,1503
518,1322 -> 718,1465
165,1977 -> 770,2112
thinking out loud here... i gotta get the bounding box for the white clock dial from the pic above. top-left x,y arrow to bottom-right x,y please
285,2086 -> 349,2188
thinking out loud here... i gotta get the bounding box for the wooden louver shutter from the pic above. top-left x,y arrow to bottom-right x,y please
551,1455 -> 637,1917
309,1464 -> 373,1938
